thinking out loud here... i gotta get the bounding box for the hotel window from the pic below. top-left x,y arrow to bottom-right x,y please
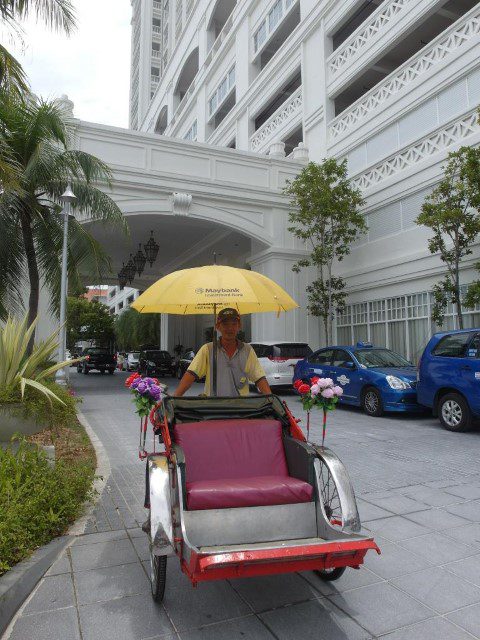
183,120 -> 197,141
253,0 -> 297,54
208,66 -> 235,119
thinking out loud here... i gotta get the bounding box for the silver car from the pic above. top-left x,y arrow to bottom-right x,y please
126,351 -> 140,371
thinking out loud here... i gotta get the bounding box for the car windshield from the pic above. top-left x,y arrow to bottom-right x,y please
147,351 -> 169,360
274,343 -> 313,358
354,349 -> 413,368
85,348 -> 109,355
130,352 -> 140,358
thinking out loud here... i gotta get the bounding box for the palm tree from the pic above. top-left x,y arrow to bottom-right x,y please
0,94 -> 127,340
0,1 -> 76,186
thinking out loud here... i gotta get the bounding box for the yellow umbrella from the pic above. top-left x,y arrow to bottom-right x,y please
131,265 -> 298,396
131,265 -> 298,315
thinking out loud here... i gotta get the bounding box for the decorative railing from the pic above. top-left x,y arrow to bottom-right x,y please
151,75 -> 160,84
152,25 -> 161,35
351,109 -> 479,191
250,88 -> 302,152
151,49 -> 161,58
153,1 -> 161,10
328,0 -> 415,78
329,6 -> 480,140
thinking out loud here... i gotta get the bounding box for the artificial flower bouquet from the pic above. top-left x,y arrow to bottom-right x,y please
293,377 -> 343,445
125,372 -> 163,416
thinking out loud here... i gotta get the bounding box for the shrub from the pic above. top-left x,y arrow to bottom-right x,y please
0,436 -> 95,575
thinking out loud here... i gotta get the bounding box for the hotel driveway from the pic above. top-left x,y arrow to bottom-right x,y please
4,371 -> 480,640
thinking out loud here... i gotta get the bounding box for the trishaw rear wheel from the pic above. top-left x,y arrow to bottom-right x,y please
150,547 -> 167,602
315,566 -> 347,581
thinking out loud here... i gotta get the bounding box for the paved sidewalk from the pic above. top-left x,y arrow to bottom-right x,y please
4,372 -> 480,639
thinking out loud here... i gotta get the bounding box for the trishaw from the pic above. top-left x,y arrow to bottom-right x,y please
144,393 -> 380,601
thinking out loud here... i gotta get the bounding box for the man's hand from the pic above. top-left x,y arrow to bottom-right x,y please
173,371 -> 197,397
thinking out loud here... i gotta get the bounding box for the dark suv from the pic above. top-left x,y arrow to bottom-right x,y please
417,329 -> 480,431
139,350 -> 174,377
77,347 -> 116,375
175,349 -> 195,379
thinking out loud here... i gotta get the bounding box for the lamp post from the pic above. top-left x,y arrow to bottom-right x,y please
55,183 -> 77,386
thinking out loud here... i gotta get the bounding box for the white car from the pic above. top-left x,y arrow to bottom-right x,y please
249,341 -> 313,388
126,351 -> 140,371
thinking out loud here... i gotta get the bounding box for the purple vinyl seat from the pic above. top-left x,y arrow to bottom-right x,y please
173,418 -> 313,511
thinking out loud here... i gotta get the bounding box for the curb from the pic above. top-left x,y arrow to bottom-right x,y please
0,536 -> 71,637
0,410 -> 111,637
68,410 -> 111,535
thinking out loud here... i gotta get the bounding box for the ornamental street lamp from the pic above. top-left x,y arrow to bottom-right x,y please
144,230 -> 159,267
125,254 -> 136,284
55,183 -> 77,386
118,264 -> 128,287
133,243 -> 147,276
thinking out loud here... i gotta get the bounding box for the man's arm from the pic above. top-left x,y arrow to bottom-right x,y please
256,377 -> 272,395
173,371 -> 197,397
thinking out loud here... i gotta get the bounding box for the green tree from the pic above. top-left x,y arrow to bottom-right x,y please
0,95 -> 127,339
67,297 -> 115,350
416,146 -> 480,329
284,159 -> 366,343
114,308 -> 161,351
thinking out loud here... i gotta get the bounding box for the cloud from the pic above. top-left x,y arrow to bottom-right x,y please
8,0 -> 132,128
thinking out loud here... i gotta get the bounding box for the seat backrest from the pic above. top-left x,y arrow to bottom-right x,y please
173,418 -> 288,483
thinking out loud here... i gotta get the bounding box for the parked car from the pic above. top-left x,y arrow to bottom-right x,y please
293,342 -> 420,416
139,349 -> 174,377
126,351 -> 140,371
417,328 -> 480,432
77,347 -> 116,374
250,341 -> 313,388
175,349 -> 195,379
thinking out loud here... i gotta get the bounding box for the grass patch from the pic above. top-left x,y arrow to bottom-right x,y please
0,385 -> 96,576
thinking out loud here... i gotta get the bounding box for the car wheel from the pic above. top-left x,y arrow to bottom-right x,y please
362,387 -> 383,417
108,368 -> 115,375
100,369 -> 105,374
438,393 -> 472,432
83,365 -> 89,375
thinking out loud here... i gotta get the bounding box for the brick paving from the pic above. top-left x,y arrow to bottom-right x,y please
3,371 -> 480,640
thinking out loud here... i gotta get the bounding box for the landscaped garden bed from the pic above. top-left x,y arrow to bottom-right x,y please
0,384 -> 96,575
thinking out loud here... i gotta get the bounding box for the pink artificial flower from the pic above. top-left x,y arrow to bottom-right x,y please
333,385 -> 344,396
310,383 -> 320,396
321,387 -> 335,399
317,378 -> 330,388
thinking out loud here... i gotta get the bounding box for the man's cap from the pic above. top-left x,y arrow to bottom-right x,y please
217,307 -> 240,321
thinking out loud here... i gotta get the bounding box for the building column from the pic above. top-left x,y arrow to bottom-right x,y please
248,248 -> 321,349
160,314 -> 169,350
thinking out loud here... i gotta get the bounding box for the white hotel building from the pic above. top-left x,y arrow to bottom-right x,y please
123,0 -> 480,360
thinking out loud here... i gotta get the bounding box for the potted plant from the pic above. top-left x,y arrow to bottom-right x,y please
0,316 -> 78,442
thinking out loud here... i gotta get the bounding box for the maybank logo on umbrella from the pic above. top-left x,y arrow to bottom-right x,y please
195,287 -> 243,298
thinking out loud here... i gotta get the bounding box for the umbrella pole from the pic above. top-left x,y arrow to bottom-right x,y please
212,303 -> 217,397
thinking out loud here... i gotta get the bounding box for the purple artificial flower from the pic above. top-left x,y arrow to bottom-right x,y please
333,385 -> 344,396
321,387 -> 334,399
136,381 -> 147,394
143,377 -> 155,386
130,377 -> 140,389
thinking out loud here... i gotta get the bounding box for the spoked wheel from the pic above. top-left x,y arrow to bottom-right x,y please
315,566 -> 347,581
317,458 -> 344,530
150,543 -> 167,603
362,387 -> 383,417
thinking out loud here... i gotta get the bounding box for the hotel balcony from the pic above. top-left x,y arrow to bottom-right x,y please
250,86 -> 303,153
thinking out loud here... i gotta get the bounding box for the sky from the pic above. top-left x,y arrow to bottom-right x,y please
7,0 -> 132,128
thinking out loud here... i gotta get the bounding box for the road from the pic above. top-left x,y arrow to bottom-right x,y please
4,370 -> 480,640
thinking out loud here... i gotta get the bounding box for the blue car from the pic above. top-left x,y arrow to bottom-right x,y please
293,343 -> 420,417
417,328 -> 480,432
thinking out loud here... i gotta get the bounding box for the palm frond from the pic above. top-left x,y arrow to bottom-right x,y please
0,43 -> 28,98
0,196 -> 26,319
0,1 -> 76,34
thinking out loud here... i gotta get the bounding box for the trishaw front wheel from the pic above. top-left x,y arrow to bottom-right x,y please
315,566 -> 347,581
150,546 -> 167,602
